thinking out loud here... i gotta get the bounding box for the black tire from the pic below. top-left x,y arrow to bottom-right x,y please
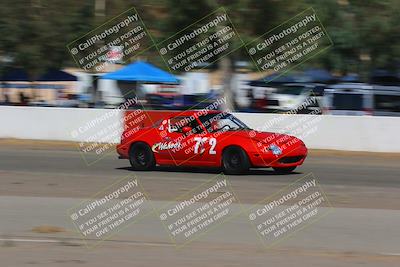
222,146 -> 250,175
129,142 -> 155,171
273,166 -> 296,174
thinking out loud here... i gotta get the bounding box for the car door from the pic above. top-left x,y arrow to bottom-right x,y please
172,116 -> 216,166
189,133 -> 218,165
153,115 -> 203,165
185,114 -> 220,165
152,116 -> 184,164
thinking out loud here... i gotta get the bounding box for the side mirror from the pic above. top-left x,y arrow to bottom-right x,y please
182,126 -> 192,134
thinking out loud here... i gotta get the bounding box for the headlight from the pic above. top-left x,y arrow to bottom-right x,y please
267,144 -> 282,155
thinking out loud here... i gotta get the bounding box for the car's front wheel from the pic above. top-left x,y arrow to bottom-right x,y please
129,142 -> 155,171
273,166 -> 296,174
222,146 -> 250,175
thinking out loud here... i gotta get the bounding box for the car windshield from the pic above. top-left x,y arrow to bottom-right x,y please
198,113 -> 251,132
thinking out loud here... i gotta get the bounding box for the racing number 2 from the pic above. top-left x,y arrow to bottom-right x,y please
194,137 -> 217,154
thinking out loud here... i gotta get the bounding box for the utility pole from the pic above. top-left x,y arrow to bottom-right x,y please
220,56 -> 234,112
90,0 -> 106,106
95,0 -> 106,18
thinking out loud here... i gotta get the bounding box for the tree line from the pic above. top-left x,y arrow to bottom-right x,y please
0,0 -> 399,79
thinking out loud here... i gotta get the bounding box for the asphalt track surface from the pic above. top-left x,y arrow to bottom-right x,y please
0,141 -> 400,267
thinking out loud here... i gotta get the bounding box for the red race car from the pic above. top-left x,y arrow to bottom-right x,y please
117,110 -> 307,174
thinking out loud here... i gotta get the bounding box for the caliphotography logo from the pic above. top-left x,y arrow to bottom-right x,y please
247,173 -> 333,249
156,174 -> 243,247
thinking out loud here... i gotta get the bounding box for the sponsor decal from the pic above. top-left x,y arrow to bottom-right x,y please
152,141 -> 182,153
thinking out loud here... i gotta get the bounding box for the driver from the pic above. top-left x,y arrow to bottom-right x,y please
210,120 -> 220,132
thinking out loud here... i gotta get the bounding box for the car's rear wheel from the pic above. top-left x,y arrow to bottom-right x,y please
129,142 -> 155,171
273,166 -> 296,174
222,146 -> 250,174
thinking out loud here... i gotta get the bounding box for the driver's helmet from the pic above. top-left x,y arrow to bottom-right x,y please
159,119 -> 168,131
211,120 -> 219,132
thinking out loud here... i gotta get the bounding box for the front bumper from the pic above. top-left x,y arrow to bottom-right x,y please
249,144 -> 308,168
116,143 -> 129,159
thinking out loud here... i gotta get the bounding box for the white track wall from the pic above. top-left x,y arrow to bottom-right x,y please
0,106 -> 124,143
0,106 -> 398,152
235,113 -> 396,152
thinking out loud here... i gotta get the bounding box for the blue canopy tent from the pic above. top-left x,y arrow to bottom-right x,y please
101,61 -> 179,108
1,68 -> 31,96
248,72 -> 302,87
340,73 -> 360,83
0,69 -> 31,104
370,69 -> 400,85
302,68 -> 335,83
1,68 -> 30,82
249,68 -> 335,87
1,69 -> 77,89
248,70 -> 320,87
1,69 -> 78,105
1,68 -> 31,89
102,61 -> 178,83
34,69 -> 77,90
36,69 -> 77,82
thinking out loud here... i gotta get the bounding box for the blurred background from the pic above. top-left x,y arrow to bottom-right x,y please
1,2 -> 400,266
0,0 -> 399,115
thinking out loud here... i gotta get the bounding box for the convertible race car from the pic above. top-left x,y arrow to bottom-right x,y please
117,110 -> 307,174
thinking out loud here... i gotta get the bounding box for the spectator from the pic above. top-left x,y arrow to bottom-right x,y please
19,92 -> 29,106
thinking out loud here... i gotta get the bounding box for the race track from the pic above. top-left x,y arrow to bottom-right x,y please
0,141 -> 400,267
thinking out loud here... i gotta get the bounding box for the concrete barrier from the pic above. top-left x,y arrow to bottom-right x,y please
0,106 -> 124,143
0,106 -> 398,152
234,113 -> 398,152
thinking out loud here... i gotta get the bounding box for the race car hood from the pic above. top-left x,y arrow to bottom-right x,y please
229,130 -> 302,146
